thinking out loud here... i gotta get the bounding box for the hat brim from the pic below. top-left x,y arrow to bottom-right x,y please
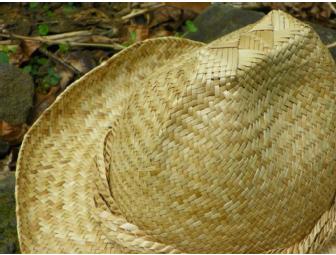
15,20 -> 336,253
15,37 -> 204,253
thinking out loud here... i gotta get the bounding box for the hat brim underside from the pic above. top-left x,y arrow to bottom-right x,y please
16,23 -> 336,253
15,37 -> 204,253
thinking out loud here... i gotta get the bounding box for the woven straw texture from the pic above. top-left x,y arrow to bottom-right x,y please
16,10 -> 336,253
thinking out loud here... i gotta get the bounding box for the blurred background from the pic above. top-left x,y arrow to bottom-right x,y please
1,2 -> 336,253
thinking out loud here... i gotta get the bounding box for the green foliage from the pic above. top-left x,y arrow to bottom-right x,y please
42,67 -> 60,89
47,10 -> 54,18
8,46 -> 17,53
24,63 -> 39,76
41,4 -> 54,18
21,57 -> 46,76
36,57 -> 48,65
48,67 -> 60,84
175,20 -> 198,38
29,2 -> 38,10
185,20 -> 198,33
22,65 -> 32,74
58,42 -> 70,53
130,31 -> 137,43
0,45 -> 18,54
38,24 -> 49,36
63,3 -> 76,14
42,4 -> 49,11
23,56 -> 61,92
0,51 -> 9,64
123,31 -> 137,47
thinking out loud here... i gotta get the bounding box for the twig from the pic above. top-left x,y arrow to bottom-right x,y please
0,30 -> 92,43
35,20 -> 59,25
328,2 -> 336,16
0,40 -> 13,45
327,41 -> 336,49
229,2 -> 264,10
44,30 -> 92,42
121,3 -> 165,21
0,31 -> 125,51
67,41 -> 125,50
38,47 -> 83,76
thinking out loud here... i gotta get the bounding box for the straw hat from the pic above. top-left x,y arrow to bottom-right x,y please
16,10 -> 336,253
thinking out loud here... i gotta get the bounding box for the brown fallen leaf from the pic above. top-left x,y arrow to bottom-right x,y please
266,3 -> 332,20
148,5 -> 197,29
0,120 -> 28,144
30,86 -> 60,123
21,39 -> 42,59
55,50 -> 97,90
72,8 -> 111,26
92,50 -> 110,64
151,26 -> 173,38
62,51 -> 97,74
90,35 -> 121,44
147,6 -> 182,28
128,24 -> 150,42
56,65 -> 74,91
164,2 -> 211,14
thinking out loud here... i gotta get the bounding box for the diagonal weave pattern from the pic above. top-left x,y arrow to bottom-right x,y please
105,11 -> 336,253
16,38 -> 203,253
16,10 -> 336,253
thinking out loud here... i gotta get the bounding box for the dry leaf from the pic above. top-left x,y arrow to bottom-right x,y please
90,35 -> 121,44
151,26 -> 173,38
21,39 -> 42,59
148,6 -> 181,28
56,65 -> 74,90
72,8 -> 111,26
31,86 -> 59,123
92,50 -> 110,64
265,3 -> 332,20
128,24 -> 150,42
164,2 -> 210,14
62,51 -> 97,74
0,120 -> 28,144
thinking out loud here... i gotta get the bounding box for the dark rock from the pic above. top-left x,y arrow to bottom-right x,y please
185,4 -> 265,43
0,140 -> 10,159
0,172 -> 19,253
185,4 -> 336,61
0,64 -> 34,125
309,22 -> 336,60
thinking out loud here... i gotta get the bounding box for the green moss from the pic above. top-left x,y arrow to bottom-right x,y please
0,64 -> 34,125
0,173 -> 20,253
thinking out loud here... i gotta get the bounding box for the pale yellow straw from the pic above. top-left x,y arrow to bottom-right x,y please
16,10 -> 336,253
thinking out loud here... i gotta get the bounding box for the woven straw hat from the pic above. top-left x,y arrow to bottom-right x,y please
16,10 -> 336,253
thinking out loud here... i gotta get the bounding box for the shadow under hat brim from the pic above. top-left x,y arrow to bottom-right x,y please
15,37 -> 204,253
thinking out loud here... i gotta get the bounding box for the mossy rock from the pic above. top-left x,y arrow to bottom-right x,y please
185,4 -> 264,43
0,64 -> 34,125
0,172 -> 19,253
185,4 -> 336,61
309,22 -> 336,60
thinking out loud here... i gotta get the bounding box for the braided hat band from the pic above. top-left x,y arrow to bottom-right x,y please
16,10 -> 336,253
92,130 -> 336,253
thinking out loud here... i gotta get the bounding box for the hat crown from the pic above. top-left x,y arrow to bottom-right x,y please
105,11 -> 336,253
16,9 -> 336,253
